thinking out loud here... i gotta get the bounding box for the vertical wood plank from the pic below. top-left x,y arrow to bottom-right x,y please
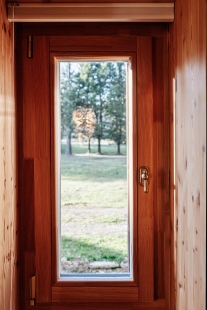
0,0 -> 17,309
168,13 -> 177,310
24,251 -> 35,307
32,36 -> 51,303
21,160 -> 35,251
18,158 -> 35,309
34,159 -> 51,302
152,36 -> 166,300
169,0 -> 206,309
137,36 -> 154,302
22,39 -> 35,158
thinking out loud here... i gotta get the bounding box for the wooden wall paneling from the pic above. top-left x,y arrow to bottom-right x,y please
0,0 -> 17,308
137,36 -> 154,302
176,0 -> 206,309
169,0 -> 206,309
190,2 -> 206,309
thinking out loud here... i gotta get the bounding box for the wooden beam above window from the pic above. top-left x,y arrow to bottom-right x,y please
7,3 -> 174,22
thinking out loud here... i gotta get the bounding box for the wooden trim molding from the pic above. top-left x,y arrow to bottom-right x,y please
7,3 -> 174,22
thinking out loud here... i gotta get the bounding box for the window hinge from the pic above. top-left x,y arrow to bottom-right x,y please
27,35 -> 33,58
30,276 -> 35,306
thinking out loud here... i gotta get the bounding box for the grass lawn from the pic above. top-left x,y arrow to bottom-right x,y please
61,141 -> 127,156
60,142 -> 128,267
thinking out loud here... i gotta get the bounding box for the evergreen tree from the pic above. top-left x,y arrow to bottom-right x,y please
60,63 -> 76,155
60,61 -> 126,156
105,63 -> 126,155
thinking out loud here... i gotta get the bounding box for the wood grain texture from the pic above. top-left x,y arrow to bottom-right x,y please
25,299 -> 165,309
169,0 -> 206,309
7,3 -> 174,23
7,0 -> 174,3
22,37 -> 35,158
0,0 -> 17,309
16,34 -> 51,308
52,286 -> 138,303
168,18 -> 177,310
32,36 -> 51,303
16,26 -> 169,309
152,36 -> 167,301
50,36 -> 137,52
137,37 -> 154,302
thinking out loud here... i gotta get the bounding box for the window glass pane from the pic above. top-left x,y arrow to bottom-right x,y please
59,61 -> 130,277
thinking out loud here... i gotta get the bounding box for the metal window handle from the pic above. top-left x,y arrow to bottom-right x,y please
140,166 -> 149,193
143,179 -> 148,193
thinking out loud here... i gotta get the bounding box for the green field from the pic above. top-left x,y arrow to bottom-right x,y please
60,143 -> 128,266
61,141 -> 127,156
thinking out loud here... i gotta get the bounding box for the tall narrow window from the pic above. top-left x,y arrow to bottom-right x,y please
57,60 -> 133,279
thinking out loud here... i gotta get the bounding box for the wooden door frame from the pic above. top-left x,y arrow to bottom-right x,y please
17,22 -> 169,309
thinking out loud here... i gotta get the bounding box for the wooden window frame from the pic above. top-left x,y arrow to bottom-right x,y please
16,23 -> 169,310
46,35 -> 155,304
50,51 -> 139,303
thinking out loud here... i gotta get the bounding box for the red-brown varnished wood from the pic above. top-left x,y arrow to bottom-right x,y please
152,36 -> 166,300
21,22 -> 168,37
7,0 -> 174,3
22,38 -> 35,158
16,24 -> 170,310
50,36 -> 137,52
25,299 -> 165,310
32,36 -> 51,303
24,251 -> 35,305
52,286 -> 138,303
137,36 -> 154,302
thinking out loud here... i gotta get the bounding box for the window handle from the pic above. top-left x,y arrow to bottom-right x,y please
140,166 -> 149,193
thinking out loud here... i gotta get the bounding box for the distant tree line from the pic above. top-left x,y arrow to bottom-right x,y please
60,62 -> 126,155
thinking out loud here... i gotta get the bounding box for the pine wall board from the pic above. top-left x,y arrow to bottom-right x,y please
169,0 -> 206,309
0,0 -> 17,309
